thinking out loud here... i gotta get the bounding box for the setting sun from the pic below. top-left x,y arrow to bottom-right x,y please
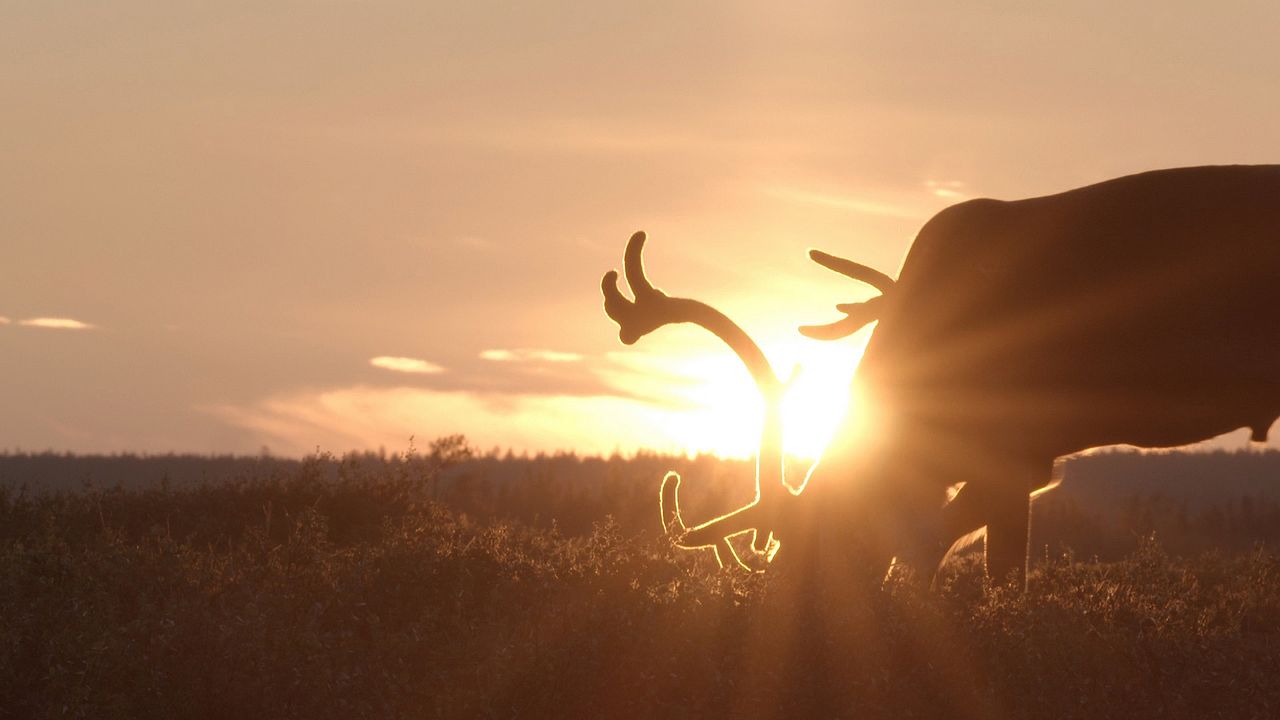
661,334 -> 870,460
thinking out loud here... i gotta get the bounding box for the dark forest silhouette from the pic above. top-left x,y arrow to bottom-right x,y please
5,441 -> 1280,718
603,165 -> 1280,588
6,445 -> 1280,559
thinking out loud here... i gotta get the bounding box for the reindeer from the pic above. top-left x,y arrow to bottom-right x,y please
602,165 -> 1280,586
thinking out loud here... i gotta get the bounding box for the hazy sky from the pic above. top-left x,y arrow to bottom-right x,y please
4,1 -> 1279,457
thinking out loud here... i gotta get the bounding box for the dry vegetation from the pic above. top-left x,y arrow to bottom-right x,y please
2,441 -> 1279,719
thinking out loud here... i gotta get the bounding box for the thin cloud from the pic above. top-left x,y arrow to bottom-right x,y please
765,186 -> 916,218
480,348 -> 583,363
205,385 -> 720,458
925,180 -> 967,200
0,316 -> 9,325
381,353 -> 626,399
359,351 -> 624,400
369,356 -> 446,374
20,317 -> 93,330
331,116 -> 806,161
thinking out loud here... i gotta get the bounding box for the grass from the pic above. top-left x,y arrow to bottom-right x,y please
2,451 -> 1279,719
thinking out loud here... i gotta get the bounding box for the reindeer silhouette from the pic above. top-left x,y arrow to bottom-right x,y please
603,165 -> 1280,587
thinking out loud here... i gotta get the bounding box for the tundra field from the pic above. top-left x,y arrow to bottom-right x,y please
3,440 -> 1280,719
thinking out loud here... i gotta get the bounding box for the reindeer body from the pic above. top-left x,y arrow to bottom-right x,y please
818,164 -> 1280,583
604,164 -> 1280,586
869,164 -> 1280,455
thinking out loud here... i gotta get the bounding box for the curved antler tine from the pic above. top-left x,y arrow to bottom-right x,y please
809,249 -> 896,295
835,302 -> 876,313
800,317 -> 867,341
601,270 -> 641,342
600,270 -> 644,345
799,296 -> 884,340
601,232 -> 677,345
624,231 -> 659,297
659,472 -> 688,535
602,231 -> 782,392
661,471 -> 767,570
601,269 -> 625,308
678,503 -> 762,546
662,472 -> 759,542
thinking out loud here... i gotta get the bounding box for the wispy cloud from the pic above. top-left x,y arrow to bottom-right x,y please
206,385 -> 725,458
19,317 -> 93,330
0,316 -> 9,325
369,356 -> 445,374
765,186 -> 916,218
925,180 -> 967,200
480,348 -> 583,363
359,351 -> 619,399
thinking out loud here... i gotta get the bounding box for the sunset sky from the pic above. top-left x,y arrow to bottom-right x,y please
4,2 -> 1279,457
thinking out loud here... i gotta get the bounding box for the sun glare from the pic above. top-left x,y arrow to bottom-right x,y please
667,336 -> 869,460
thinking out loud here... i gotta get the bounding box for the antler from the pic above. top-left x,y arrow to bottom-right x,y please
602,231 -> 790,570
603,232 -> 781,396
799,249 -> 896,341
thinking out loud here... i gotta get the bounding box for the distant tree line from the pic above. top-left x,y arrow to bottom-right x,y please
3,440 -> 1279,558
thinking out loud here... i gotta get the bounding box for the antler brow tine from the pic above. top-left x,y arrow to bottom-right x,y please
799,250 -> 893,341
809,249 -> 896,295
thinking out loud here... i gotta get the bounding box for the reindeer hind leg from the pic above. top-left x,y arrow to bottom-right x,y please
984,488 -> 1031,588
